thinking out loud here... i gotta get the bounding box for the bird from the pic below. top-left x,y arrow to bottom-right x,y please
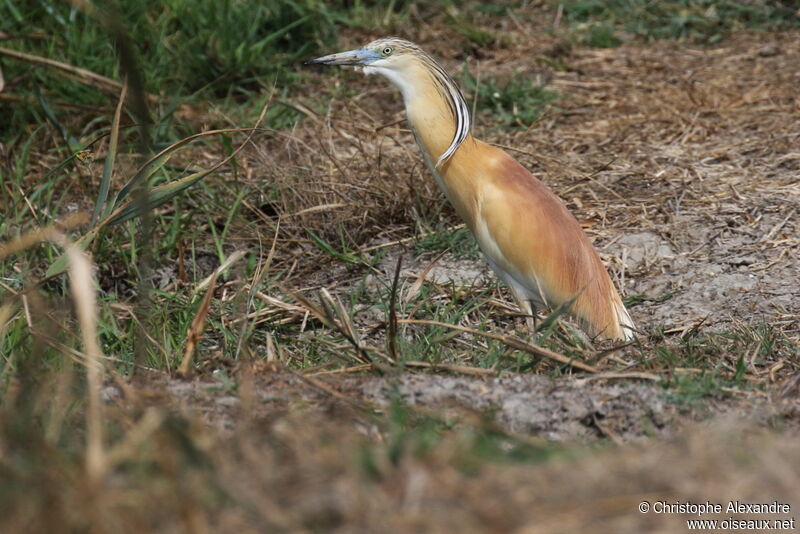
307,38 -> 635,341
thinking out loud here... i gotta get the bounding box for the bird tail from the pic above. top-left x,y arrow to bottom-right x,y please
612,298 -> 636,341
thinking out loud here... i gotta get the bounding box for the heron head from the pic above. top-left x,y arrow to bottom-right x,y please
306,37 -> 419,71
306,37 -> 470,166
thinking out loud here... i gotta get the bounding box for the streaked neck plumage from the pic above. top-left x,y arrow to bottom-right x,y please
363,49 -> 471,168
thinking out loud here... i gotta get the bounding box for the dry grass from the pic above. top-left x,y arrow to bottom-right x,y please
4,368 -> 798,533
2,6 -> 799,531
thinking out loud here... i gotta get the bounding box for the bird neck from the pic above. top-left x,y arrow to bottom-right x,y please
408,101 -> 460,166
374,61 -> 470,166
407,92 -> 458,160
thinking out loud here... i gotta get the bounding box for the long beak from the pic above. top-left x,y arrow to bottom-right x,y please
305,48 -> 372,66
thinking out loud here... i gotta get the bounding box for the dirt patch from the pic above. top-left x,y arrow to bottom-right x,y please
122,370 -> 798,447
361,374 -> 673,441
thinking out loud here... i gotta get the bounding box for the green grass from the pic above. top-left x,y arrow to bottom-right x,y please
557,0 -> 800,47
0,0 -> 417,136
414,225 -> 481,259
462,67 -> 560,129
639,324 -> 796,404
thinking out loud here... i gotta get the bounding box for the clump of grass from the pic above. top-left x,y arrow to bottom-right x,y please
583,22 -> 623,48
0,338 -> 588,534
376,393 -> 565,473
462,67 -> 559,129
634,323 -> 798,405
414,225 -> 480,259
558,0 -> 800,47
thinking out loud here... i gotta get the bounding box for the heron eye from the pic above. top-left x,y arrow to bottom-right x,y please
382,46 -> 393,56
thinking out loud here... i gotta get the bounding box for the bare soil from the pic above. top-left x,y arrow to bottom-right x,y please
145,370 -> 797,444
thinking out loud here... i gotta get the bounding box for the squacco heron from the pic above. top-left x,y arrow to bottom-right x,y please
308,38 -> 635,341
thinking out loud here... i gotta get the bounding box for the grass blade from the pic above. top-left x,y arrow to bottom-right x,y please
44,95 -> 272,278
178,270 -> 218,376
37,90 -> 82,153
0,45 -> 125,95
535,293 -> 580,339
104,131 -> 254,226
91,81 -> 127,227
110,127 -> 257,213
